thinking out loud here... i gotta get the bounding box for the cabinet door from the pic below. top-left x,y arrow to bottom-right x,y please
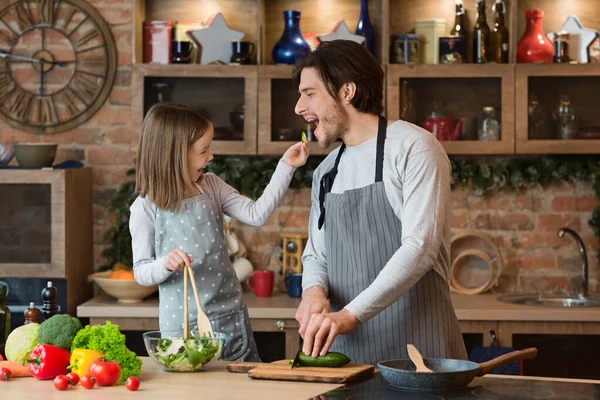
132,65 -> 258,155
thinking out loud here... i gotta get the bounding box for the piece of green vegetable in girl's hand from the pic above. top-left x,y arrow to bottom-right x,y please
302,131 -> 307,143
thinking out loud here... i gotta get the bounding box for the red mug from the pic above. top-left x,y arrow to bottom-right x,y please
245,270 -> 274,297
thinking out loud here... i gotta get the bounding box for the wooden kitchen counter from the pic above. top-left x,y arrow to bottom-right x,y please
4,358 -> 600,400
78,292 -> 600,354
2,358 -> 342,400
78,292 -> 600,322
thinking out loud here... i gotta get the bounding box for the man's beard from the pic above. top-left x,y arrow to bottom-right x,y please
319,103 -> 349,148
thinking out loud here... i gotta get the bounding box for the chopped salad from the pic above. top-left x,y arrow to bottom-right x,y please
150,336 -> 222,371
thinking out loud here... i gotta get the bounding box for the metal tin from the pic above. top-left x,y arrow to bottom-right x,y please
390,34 -> 419,64
439,36 -> 467,64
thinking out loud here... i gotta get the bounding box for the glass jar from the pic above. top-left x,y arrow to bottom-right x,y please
478,107 -> 501,141
552,95 -> 579,140
553,31 -> 570,63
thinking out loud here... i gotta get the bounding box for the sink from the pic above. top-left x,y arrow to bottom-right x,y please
497,294 -> 600,308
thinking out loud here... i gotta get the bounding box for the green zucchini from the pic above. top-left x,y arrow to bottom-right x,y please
297,351 -> 351,368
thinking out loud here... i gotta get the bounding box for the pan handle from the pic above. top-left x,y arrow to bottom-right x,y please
477,347 -> 538,376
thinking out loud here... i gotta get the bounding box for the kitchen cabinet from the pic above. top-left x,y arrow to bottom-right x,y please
0,169 -> 93,317
129,0 -> 600,156
131,64 -> 258,155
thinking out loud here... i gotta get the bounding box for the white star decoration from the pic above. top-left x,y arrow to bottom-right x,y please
318,20 -> 365,45
547,15 -> 598,63
186,13 -> 245,64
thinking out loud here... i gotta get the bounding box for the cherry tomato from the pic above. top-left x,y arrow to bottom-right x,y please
89,360 -> 121,386
0,367 -> 11,381
53,375 -> 69,391
66,372 -> 80,386
80,375 -> 96,389
125,376 -> 140,391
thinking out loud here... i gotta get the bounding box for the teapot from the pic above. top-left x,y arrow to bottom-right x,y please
422,103 -> 463,141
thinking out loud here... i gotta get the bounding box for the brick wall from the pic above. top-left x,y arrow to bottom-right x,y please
0,0 -> 134,268
0,0 -> 597,295
231,184 -> 599,295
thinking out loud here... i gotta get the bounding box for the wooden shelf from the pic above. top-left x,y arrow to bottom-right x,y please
389,0 -> 518,64
516,64 -> 600,154
387,64 -> 515,154
129,0 -> 600,157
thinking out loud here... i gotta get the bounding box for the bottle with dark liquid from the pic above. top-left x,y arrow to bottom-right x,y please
450,0 -> 467,37
491,0 -> 509,63
41,281 -> 59,321
24,302 -> 41,324
473,0 -> 490,63
0,284 -> 11,359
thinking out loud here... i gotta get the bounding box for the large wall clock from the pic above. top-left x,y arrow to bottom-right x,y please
0,0 -> 117,134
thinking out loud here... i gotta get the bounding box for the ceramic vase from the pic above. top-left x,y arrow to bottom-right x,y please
272,10 -> 310,64
517,9 -> 554,63
355,0 -> 376,55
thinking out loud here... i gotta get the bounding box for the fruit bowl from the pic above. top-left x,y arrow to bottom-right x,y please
143,330 -> 226,372
89,271 -> 158,303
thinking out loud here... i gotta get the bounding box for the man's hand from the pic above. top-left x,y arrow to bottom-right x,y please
302,309 -> 360,358
295,286 -> 330,337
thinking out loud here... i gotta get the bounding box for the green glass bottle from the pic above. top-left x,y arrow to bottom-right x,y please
450,0 -> 467,38
473,0 -> 490,63
491,0 -> 509,63
0,284 -> 11,360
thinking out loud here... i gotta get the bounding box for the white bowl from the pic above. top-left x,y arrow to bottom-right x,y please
89,271 -> 158,303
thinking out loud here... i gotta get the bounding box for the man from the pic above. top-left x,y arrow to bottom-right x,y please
293,40 -> 467,365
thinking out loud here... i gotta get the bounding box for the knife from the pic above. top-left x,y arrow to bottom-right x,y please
290,338 -> 304,369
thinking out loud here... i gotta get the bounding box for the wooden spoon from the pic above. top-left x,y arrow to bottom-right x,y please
407,344 -> 433,373
183,266 -> 189,339
187,266 -> 214,337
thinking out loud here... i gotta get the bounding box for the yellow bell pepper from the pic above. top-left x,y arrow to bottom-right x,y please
69,349 -> 104,376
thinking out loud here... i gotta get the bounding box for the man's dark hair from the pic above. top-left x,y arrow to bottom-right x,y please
292,40 -> 384,115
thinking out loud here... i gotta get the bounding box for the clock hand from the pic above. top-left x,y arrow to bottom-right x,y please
0,50 -> 69,67
40,65 -> 45,96
0,50 -> 45,64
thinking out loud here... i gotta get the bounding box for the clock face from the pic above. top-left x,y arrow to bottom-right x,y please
0,0 -> 117,134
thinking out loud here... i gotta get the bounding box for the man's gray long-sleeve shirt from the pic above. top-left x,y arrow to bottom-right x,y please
301,120 -> 452,324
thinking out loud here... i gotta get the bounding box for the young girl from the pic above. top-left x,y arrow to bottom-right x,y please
130,103 -> 310,362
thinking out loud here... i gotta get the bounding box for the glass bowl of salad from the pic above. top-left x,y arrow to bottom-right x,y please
143,329 -> 226,372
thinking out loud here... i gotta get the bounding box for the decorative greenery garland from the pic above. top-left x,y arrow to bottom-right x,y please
100,155 -> 600,270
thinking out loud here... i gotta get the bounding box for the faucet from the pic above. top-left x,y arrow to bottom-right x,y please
557,227 -> 588,298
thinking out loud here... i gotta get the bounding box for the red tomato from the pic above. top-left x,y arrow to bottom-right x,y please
66,372 -> 80,386
53,375 -> 69,391
125,376 -> 140,391
89,360 -> 120,386
0,367 -> 11,381
80,375 -> 96,389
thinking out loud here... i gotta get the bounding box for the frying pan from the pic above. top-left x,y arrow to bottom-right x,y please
377,347 -> 537,391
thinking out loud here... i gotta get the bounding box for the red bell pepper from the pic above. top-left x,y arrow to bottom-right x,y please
28,344 -> 71,380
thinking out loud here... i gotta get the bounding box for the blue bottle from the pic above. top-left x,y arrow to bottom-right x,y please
355,0 -> 376,55
272,10 -> 310,64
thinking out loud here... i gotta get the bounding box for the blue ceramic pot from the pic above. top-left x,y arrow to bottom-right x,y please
272,10 -> 310,64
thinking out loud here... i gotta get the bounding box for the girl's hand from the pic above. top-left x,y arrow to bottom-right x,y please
165,248 -> 193,271
282,141 -> 310,168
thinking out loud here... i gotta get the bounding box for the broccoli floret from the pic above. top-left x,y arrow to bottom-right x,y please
38,314 -> 83,350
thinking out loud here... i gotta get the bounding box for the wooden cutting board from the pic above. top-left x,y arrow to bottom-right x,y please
226,360 -> 375,383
